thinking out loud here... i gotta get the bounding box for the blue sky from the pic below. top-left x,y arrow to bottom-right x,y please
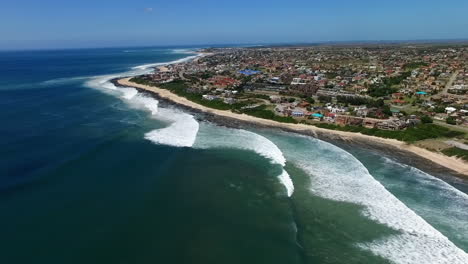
1,0 -> 467,50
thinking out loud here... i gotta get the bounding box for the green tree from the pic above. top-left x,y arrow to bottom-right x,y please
421,115 -> 433,124
446,117 -> 457,125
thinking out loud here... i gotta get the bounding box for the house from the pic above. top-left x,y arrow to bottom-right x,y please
376,119 -> 406,130
269,77 -> 281,84
335,115 -> 363,126
298,102 -> 311,108
202,95 -> 218,101
239,69 -> 261,76
291,78 -> 306,85
291,111 -> 305,117
223,98 -> 237,105
392,99 -> 406,105
355,106 -> 369,117
324,113 -> 336,122
445,107 -> 457,114
363,118 -> 380,129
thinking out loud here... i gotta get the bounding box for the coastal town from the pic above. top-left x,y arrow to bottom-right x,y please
130,44 -> 468,160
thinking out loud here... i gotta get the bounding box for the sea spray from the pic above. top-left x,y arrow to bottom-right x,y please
374,156 -> 468,250
82,51 -> 205,147
131,54 -> 200,70
278,170 -> 294,197
144,108 -> 200,147
113,86 -> 199,147
260,131 -> 468,264
193,123 -> 294,197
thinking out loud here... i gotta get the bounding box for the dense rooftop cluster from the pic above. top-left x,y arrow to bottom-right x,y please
143,45 -> 467,130
129,44 -> 468,157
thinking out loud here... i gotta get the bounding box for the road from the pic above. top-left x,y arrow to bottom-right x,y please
433,120 -> 468,134
179,70 -> 187,80
440,70 -> 459,96
445,140 -> 468,150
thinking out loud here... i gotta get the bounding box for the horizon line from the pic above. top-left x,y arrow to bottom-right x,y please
1,38 -> 468,52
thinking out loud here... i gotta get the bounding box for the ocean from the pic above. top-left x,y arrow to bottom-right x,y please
0,47 -> 467,264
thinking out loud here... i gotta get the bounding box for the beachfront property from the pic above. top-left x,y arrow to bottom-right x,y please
139,44 -> 467,131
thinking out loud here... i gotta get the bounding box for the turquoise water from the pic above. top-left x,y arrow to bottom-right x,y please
0,47 -> 467,264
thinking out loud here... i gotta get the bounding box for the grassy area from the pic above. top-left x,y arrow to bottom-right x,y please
131,77 -> 248,111
314,123 -> 464,143
241,105 -> 298,124
243,93 -> 271,100
403,62 -> 429,70
131,77 -> 297,123
368,72 -> 410,97
442,147 -> 468,161
129,77 -> 465,143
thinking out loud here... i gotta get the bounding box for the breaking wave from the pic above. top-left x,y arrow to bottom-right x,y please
132,54 -> 200,70
82,53 -> 202,148
144,108 -> 199,147
171,49 -> 198,54
262,132 -> 468,264
377,157 -> 468,250
193,124 -> 294,197
41,76 -> 90,86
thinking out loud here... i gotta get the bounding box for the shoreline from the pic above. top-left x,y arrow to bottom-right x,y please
116,77 -> 468,177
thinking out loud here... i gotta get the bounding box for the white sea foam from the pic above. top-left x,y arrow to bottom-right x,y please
114,87 -> 199,147
85,74 -> 120,91
130,94 -> 159,115
120,87 -> 138,100
171,48 -> 198,54
378,157 -> 468,249
82,53 -> 203,148
381,157 -> 468,197
132,54 -> 200,70
41,76 -> 90,86
263,132 -> 468,263
278,170 -> 294,197
193,124 -> 294,196
144,108 -> 199,147
85,51 -> 203,93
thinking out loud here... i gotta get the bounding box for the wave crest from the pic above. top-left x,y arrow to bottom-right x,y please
264,132 -> 468,264
193,124 -> 294,196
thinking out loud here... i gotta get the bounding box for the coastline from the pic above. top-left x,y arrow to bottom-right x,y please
117,77 -> 468,177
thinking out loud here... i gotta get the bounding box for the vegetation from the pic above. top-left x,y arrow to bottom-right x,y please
241,105 -> 298,124
442,147 -> 468,161
368,72 -> 411,97
131,77 -> 297,124
313,123 -> 464,142
318,95 -> 333,103
433,106 -> 446,113
129,77 -> 465,144
246,93 -> 270,100
131,77 -> 248,111
403,62 -> 429,70
336,96 -> 385,107
306,97 -> 315,104
446,116 -> 457,125
325,72 -> 338,79
421,115 -> 433,124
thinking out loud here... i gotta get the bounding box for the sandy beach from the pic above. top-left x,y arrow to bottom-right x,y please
118,77 -> 468,177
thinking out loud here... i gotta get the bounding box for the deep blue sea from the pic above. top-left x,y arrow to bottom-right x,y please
0,47 -> 467,264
